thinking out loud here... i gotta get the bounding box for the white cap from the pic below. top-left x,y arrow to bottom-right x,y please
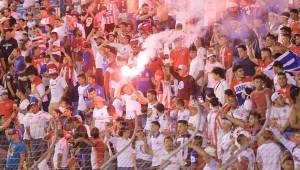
178,64 -> 187,70
204,146 -> 216,157
207,53 -> 216,58
271,92 -> 281,102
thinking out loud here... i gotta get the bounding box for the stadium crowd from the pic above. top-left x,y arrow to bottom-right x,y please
0,0 -> 299,170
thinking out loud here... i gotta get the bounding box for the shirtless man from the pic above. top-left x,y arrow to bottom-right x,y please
289,88 -> 300,129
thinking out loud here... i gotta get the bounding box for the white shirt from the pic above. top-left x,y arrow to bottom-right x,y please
134,140 -> 152,161
150,133 -> 165,166
160,150 -> 181,170
92,106 -> 110,131
49,76 -> 68,103
256,142 -> 282,170
238,148 -> 256,170
189,56 -> 204,80
109,137 -> 134,167
158,113 -> 170,132
23,112 -> 47,139
95,49 -> 104,69
269,105 -> 291,129
227,103 -> 251,121
121,94 -> 141,119
220,132 -> 233,163
37,159 -> 50,170
177,108 -> 190,121
52,26 -> 67,42
271,128 -> 300,169
274,73 -> 296,91
214,79 -> 229,105
53,137 -> 69,169
204,62 -> 224,88
78,85 -> 88,111
203,159 -> 219,170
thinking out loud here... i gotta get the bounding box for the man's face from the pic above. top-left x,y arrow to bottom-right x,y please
295,35 -> 300,46
164,138 -> 173,151
237,48 -> 246,58
177,123 -> 188,134
275,95 -> 285,106
279,16 -> 288,24
3,10 -> 10,17
142,5 -> 150,13
265,37 -> 275,47
40,10 -> 47,17
249,115 -> 257,126
147,93 -> 154,102
278,75 -> 287,87
228,96 -> 238,108
254,79 -> 264,90
78,77 -> 86,85
87,77 -> 96,85
290,12 -> 298,20
150,123 -> 159,133
282,159 -> 294,170
261,51 -> 271,60
236,68 -> 245,78
5,31 -> 11,39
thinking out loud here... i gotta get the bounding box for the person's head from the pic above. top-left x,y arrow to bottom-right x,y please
63,106 -> 73,117
177,120 -> 188,135
151,121 -> 160,133
290,8 -> 299,21
74,125 -> 89,139
271,92 -> 285,107
164,136 -> 174,151
155,103 -> 165,115
194,37 -> 203,48
209,97 -> 220,109
265,34 -> 277,47
224,89 -> 234,104
227,94 -> 238,108
16,88 -> 26,99
219,35 -> 228,46
48,67 -> 59,79
249,112 -> 261,126
176,99 -> 185,110
281,34 -> 291,46
279,12 -> 290,24
105,46 -> 117,62
0,88 -> 8,100
147,89 -> 157,103
277,72 -> 288,88
26,67 -> 38,82
40,8 -> 48,18
91,127 -> 100,139
87,75 -> 97,85
77,73 -> 86,86
3,8 -> 11,17
207,53 -> 217,63
253,75 -> 265,91
136,129 -> 146,140
121,84 -> 133,95
177,64 -> 188,77
291,87 -> 300,104
4,29 -> 12,39
281,156 -> 294,170
211,67 -> 225,81
189,45 -> 197,59
262,129 -> 273,141
93,96 -> 105,109
7,129 -> 20,141
237,134 -> 248,146
141,3 -> 150,13
32,47 -> 41,56
272,61 -> 284,74
237,45 -> 247,58
50,32 -> 58,41
232,65 -> 245,78
115,117 -> 125,130
294,34 -> 300,46
174,37 -> 183,48
260,48 -> 272,60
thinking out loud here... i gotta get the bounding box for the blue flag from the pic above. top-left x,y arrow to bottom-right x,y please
263,51 -> 300,78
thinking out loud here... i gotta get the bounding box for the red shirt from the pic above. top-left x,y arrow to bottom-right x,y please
91,138 -> 106,167
256,59 -> 272,75
147,57 -> 163,74
250,88 -> 272,117
0,99 -> 14,118
220,46 -> 233,69
278,84 -> 294,106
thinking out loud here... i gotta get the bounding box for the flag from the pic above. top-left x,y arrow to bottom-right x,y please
263,51 -> 300,78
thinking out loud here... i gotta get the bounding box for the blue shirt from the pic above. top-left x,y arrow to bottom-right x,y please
6,141 -> 26,169
14,56 -> 25,73
235,57 -> 257,77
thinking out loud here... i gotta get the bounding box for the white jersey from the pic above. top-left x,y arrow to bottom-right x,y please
78,85 -> 88,111
238,148 -> 256,170
269,105 -> 291,129
256,142 -> 282,170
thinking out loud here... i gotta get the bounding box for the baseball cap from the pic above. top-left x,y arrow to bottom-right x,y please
29,95 -> 40,105
48,66 -> 58,75
207,53 -> 216,58
204,146 -> 216,157
280,12 -> 290,18
0,87 -> 8,96
177,64 -> 187,70
271,92 -> 281,102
